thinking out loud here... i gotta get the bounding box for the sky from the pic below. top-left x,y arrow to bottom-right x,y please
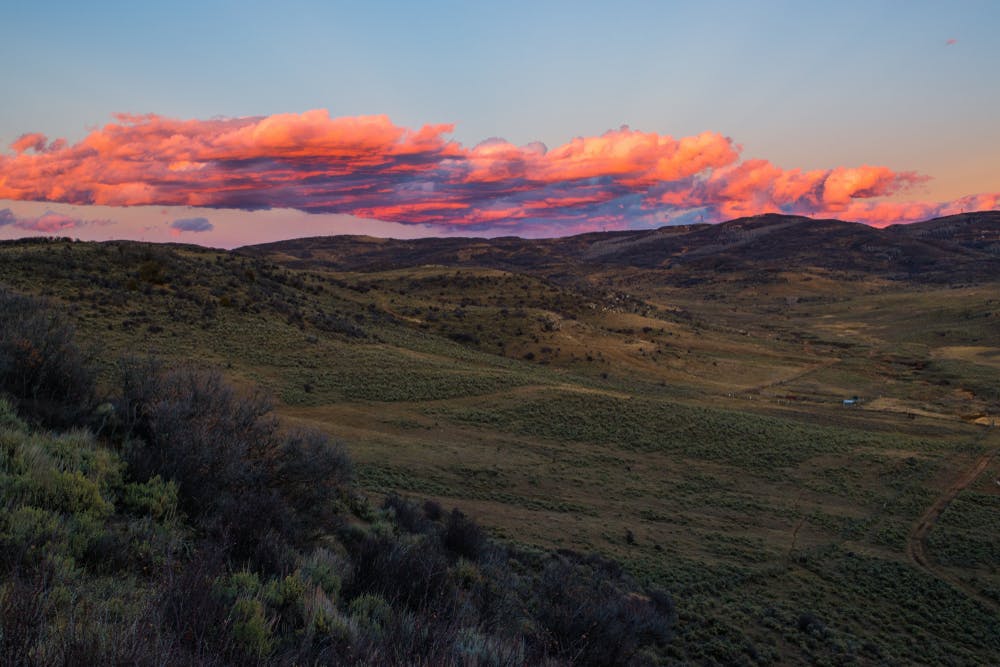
1,0 -> 998,247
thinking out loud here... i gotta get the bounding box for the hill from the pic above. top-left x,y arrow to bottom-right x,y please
240,212 -> 1000,282
1,212 -> 999,664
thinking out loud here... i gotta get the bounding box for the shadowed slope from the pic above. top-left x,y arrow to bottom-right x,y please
238,212 -> 1000,282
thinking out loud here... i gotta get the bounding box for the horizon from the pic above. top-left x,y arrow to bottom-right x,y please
2,1 -> 998,247
2,209 -> 993,252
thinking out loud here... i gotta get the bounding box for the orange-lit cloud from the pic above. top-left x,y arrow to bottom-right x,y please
658,159 -> 932,221
1,110 -> 996,233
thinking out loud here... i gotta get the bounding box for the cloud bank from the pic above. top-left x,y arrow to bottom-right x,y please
1,110 -> 996,233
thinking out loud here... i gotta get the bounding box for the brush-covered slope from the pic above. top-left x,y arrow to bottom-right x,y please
239,212 -> 1000,282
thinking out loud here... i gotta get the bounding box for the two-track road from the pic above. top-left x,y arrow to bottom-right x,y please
906,427 -> 1000,614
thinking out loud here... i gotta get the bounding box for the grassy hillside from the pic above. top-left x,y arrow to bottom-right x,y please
0,288 -> 672,665
2,217 -> 999,664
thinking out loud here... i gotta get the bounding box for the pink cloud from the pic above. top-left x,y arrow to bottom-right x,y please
0,110 -> 996,233
661,159 -> 932,221
10,133 -> 48,154
0,208 -> 113,233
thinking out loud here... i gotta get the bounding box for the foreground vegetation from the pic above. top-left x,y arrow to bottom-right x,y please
1,227 -> 999,664
0,288 -> 673,665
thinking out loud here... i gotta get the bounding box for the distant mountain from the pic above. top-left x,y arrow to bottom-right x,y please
238,211 -> 1000,283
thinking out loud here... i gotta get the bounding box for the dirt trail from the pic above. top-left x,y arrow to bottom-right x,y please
787,487 -> 807,556
905,428 -> 999,614
747,358 -> 840,395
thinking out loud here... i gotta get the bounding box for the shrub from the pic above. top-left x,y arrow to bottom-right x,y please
263,572 -> 308,625
0,396 -> 26,432
0,288 -> 96,426
0,292 -> 677,665
16,466 -> 111,518
217,568 -> 263,601
273,427 -> 353,534
453,627 -> 526,666
117,362 -> 291,568
0,507 -> 62,577
423,499 -> 443,522
115,360 -> 351,571
383,493 -> 433,534
120,475 -> 179,522
120,364 -> 278,495
349,593 -> 394,639
531,556 -> 673,666
300,547 -> 345,598
345,533 -> 455,613
80,524 -> 132,575
230,597 -> 274,658
308,312 -> 366,338
158,542 -> 236,662
110,355 -> 164,438
137,259 -> 167,284
0,569 -> 52,665
443,508 -> 486,560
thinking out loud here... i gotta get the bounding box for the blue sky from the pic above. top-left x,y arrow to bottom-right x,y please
1,1 -> 997,245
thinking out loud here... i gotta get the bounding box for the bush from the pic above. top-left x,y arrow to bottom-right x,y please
383,493 -> 433,535
300,547 -> 345,598
116,360 -> 351,571
230,597 -> 274,658
0,569 -> 52,666
273,428 -> 353,535
345,533 -> 456,613
531,556 -> 673,666
0,396 -> 26,432
443,508 -> 486,560
357,495 -> 677,665
0,288 -> 96,427
423,499 -> 443,522
119,361 -> 286,565
120,475 -> 179,523
158,541 -> 238,662
349,593 -> 394,638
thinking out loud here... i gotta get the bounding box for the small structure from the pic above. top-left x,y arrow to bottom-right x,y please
842,396 -> 860,407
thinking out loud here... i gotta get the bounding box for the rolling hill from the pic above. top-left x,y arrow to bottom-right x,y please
240,212 -> 1000,282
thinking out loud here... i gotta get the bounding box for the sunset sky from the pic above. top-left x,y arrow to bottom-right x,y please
2,0 -> 998,247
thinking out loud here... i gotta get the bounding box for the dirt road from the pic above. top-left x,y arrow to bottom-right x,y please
905,428 -> 999,614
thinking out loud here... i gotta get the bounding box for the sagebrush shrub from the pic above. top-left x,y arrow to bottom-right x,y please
531,555 -> 673,665
383,493 -> 433,534
443,508 -> 486,560
116,360 -> 352,571
0,288 -> 96,426
346,533 -> 456,613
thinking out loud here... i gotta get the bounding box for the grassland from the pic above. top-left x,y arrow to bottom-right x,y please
2,234 -> 998,664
